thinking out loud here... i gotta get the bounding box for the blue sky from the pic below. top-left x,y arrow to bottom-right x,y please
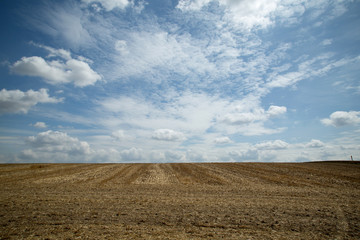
0,0 -> 359,163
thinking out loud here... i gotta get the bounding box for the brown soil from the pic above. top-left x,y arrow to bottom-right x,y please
0,162 -> 359,239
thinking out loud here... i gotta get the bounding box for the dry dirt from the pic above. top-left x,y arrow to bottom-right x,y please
0,162 -> 359,239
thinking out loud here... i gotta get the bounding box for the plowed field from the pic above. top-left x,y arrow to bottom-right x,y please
1,162 -> 359,239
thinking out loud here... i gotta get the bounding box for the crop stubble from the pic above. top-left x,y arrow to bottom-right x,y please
0,162 -> 359,239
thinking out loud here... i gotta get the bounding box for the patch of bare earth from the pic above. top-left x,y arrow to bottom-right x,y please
0,162 -> 359,239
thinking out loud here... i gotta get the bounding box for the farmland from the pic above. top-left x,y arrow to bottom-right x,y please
1,162 -> 359,239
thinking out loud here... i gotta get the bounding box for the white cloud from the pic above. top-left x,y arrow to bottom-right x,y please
177,0 -> 279,30
266,54 -> 353,89
267,71 -> 304,89
222,0 -> 279,30
186,149 -> 208,162
11,54 -> 101,87
149,151 -> 166,162
26,4 -> 92,48
98,92 -> 223,133
148,150 -> 187,162
255,140 -> 288,150
178,0 -> 350,31
214,136 -> 232,144
229,149 -> 258,161
111,31 -> 214,81
220,96 -> 266,126
274,1 -> 308,26
114,40 -> 129,55
259,150 -> 278,161
0,88 -> 61,115
152,129 -> 186,142
120,147 -> 143,161
92,1 -> 354,96
82,0 -> 130,11
33,122 -> 47,128
176,0 -> 211,11
321,111 -> 360,127
267,105 -> 287,118
321,39 -> 333,46
132,0 -> 147,13
218,99 -> 287,136
98,92 -> 288,141
31,42 -> 72,60
234,124 -> 286,136
111,130 -> 125,141
223,111 -> 265,125
65,59 -> 101,87
90,148 -> 121,162
305,139 -> 325,148
167,151 -> 187,162
26,130 -> 92,156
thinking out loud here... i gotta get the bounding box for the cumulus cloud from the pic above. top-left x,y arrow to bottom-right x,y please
214,137 -> 232,144
255,140 -> 288,150
33,122 -> 47,128
305,139 -> 325,148
207,96 -> 288,136
222,104 -> 286,125
321,111 -> 360,127
0,88 -> 61,115
186,150 -> 208,162
165,151 -> 186,162
82,0 -> 130,11
152,129 -> 186,142
120,147 -> 143,161
229,149 -> 258,161
11,54 -> 101,87
19,149 -> 39,161
27,130 -> 91,154
149,150 -> 186,162
259,150 -> 278,161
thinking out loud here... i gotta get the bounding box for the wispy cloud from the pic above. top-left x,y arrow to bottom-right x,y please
22,2 -> 92,48
81,0 -> 130,11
